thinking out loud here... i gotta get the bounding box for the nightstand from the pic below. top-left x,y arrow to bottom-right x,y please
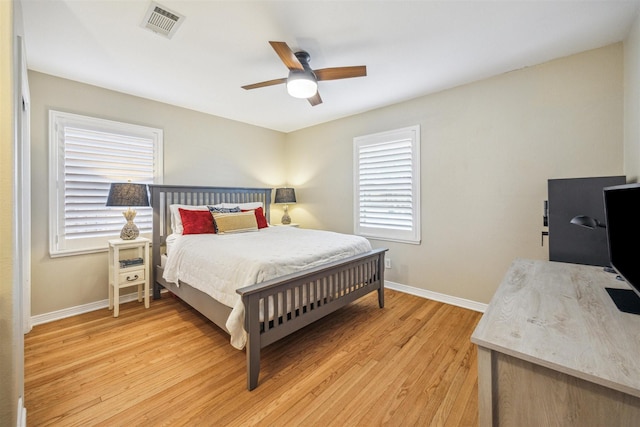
273,223 -> 300,227
108,237 -> 150,317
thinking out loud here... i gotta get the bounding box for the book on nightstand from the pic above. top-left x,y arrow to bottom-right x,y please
119,257 -> 144,268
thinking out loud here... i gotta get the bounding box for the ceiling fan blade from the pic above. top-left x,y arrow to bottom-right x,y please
269,41 -> 304,71
314,66 -> 367,81
241,77 -> 287,90
308,92 -> 323,106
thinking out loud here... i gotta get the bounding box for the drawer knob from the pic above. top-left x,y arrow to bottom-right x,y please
126,274 -> 139,282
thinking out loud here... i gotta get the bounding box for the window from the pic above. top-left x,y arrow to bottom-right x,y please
49,110 -> 163,257
354,125 -> 420,244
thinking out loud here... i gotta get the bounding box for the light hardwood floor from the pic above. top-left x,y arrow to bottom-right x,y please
25,289 -> 481,426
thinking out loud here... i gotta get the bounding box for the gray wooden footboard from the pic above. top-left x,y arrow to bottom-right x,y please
238,248 -> 386,390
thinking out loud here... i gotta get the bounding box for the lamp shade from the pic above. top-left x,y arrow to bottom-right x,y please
570,215 -> 605,229
274,188 -> 296,204
286,67 -> 318,99
106,183 -> 149,207
287,75 -> 317,99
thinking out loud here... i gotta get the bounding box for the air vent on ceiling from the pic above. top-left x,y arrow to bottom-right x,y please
142,2 -> 185,39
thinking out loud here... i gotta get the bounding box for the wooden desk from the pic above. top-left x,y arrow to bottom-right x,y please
471,259 -> 640,426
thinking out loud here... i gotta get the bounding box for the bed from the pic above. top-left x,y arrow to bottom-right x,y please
150,184 -> 387,390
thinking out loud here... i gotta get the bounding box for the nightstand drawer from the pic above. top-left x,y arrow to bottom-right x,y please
118,268 -> 145,284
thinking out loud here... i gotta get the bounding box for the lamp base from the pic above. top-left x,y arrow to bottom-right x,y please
120,221 -> 140,240
281,205 -> 291,225
120,209 -> 139,240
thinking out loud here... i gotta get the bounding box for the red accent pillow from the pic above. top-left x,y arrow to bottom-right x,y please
178,208 -> 215,234
242,207 -> 268,229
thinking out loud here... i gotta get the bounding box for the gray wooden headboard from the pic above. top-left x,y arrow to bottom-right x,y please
149,184 -> 272,294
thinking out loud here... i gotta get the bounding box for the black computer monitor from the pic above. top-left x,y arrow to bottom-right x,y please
603,183 -> 640,314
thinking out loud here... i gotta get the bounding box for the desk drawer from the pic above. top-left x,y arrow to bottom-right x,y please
118,268 -> 145,284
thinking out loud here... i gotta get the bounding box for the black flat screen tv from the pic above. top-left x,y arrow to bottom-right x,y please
603,183 -> 640,314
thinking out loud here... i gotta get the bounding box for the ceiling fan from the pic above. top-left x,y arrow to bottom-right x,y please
241,41 -> 367,106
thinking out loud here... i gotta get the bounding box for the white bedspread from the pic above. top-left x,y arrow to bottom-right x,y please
162,227 -> 372,349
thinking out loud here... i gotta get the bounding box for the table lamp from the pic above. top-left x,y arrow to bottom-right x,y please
106,182 -> 149,240
570,215 -> 605,229
274,187 -> 296,225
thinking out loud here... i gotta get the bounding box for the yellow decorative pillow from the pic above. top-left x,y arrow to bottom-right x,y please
212,211 -> 258,234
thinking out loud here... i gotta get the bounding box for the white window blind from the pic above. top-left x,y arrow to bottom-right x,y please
49,111 -> 163,256
354,125 -> 420,244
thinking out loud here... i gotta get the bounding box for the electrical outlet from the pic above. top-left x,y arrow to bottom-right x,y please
385,258 -> 391,269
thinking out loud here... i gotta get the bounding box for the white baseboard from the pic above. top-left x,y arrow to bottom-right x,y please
31,283 -> 485,327
30,293 -> 141,326
385,280 -> 487,313
17,397 -> 26,427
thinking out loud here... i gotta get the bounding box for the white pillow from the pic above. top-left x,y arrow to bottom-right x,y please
169,204 -> 213,235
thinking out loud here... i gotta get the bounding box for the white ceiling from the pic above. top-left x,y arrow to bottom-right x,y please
21,0 -> 640,133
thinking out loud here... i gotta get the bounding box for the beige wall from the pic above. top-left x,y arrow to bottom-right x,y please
286,44 -> 624,304
29,71 -> 287,315
625,12 -> 640,181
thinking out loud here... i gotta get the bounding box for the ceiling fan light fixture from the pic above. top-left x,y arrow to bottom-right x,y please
242,42 -> 366,106
286,71 -> 318,99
